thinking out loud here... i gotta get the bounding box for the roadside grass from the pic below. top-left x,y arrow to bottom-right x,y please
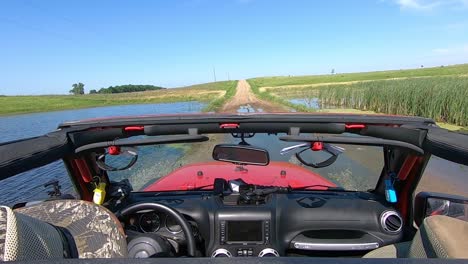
269,76 -> 468,126
0,81 -> 237,116
249,63 -> 468,88
203,81 -> 238,112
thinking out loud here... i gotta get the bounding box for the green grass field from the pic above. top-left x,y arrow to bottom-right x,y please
249,63 -> 468,88
0,81 -> 237,116
249,64 -> 468,127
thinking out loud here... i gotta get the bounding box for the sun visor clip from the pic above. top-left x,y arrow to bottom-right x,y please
188,128 -> 199,136
289,127 -> 301,136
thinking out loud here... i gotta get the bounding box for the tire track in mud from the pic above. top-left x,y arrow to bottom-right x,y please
221,80 -> 289,113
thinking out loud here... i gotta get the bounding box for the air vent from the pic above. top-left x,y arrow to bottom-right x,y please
380,211 -> 403,233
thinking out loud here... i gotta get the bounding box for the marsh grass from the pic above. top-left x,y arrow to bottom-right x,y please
269,76 -> 468,126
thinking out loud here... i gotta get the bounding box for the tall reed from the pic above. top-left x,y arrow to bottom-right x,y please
275,76 -> 468,126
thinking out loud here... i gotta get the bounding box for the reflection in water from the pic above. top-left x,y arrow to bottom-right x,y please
0,102 -> 205,143
289,98 -> 348,110
0,102 -> 205,206
237,104 -> 257,113
289,98 -> 321,109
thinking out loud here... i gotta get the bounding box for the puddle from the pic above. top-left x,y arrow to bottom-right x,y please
237,104 -> 264,113
289,98 -> 347,110
237,104 -> 255,113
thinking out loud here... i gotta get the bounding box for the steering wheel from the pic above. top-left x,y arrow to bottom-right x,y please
117,202 -> 196,257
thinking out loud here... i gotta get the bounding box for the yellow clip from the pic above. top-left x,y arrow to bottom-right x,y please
93,182 -> 106,205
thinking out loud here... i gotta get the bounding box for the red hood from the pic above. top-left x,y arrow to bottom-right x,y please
144,161 -> 336,191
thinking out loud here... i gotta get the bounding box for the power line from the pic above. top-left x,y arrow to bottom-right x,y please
213,66 -> 217,82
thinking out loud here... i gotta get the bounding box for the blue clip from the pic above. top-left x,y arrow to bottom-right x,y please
385,179 -> 397,203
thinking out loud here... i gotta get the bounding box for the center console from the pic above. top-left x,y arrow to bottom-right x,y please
221,220 -> 270,246
211,209 -> 279,257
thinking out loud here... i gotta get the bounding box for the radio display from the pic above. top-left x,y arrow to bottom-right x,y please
226,221 -> 263,242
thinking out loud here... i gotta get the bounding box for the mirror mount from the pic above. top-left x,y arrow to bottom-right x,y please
231,133 -> 256,146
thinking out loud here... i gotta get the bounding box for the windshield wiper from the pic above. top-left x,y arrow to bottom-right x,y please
241,184 -> 343,197
185,184 -> 213,191
290,185 -> 345,191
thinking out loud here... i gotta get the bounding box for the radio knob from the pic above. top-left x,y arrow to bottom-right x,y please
258,248 -> 279,257
211,248 -> 232,258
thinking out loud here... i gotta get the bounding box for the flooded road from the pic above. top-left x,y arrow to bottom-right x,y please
0,101 -> 205,206
1,80 -> 466,206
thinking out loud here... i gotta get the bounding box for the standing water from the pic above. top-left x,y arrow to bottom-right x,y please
0,102 -> 205,206
288,97 -> 468,197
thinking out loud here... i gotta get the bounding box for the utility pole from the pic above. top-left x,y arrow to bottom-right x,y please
213,66 -> 217,82
227,72 -> 230,81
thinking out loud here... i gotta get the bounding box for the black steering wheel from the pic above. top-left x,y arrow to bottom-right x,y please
117,202 -> 196,257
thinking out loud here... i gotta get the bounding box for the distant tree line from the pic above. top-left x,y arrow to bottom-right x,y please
90,84 -> 165,94
70,83 -> 85,95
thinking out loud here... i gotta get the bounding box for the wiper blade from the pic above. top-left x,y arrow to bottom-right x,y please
243,184 -> 344,195
185,184 -> 213,191
290,185 -> 345,191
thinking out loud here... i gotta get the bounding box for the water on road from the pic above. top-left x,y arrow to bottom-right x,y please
0,102 -> 205,206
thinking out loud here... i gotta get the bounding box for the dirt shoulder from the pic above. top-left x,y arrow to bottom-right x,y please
220,80 -> 288,112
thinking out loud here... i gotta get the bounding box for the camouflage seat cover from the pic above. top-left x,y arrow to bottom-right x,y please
0,200 -> 127,261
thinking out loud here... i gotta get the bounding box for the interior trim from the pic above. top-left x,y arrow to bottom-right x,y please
293,242 -> 379,251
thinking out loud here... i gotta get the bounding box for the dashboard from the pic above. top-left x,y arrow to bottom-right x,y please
123,191 -> 404,257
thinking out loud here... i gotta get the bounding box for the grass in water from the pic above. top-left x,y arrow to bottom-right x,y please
248,79 -> 315,112
283,76 -> 468,126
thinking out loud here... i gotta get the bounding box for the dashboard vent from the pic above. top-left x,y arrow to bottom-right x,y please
380,211 -> 403,233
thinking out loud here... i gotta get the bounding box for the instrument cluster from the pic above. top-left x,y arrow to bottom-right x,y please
126,211 -> 184,235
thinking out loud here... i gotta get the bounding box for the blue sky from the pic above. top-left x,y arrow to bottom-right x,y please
1,0 -> 468,95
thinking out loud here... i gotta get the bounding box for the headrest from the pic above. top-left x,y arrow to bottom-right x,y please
0,206 -> 64,261
1,200 -> 127,261
409,215 -> 468,258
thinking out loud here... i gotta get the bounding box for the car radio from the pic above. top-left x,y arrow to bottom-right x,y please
220,220 -> 270,245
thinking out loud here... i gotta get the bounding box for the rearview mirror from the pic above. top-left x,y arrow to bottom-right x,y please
414,192 -> 468,226
212,144 -> 269,166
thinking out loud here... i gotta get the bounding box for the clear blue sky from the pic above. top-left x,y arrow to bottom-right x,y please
1,0 -> 468,95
